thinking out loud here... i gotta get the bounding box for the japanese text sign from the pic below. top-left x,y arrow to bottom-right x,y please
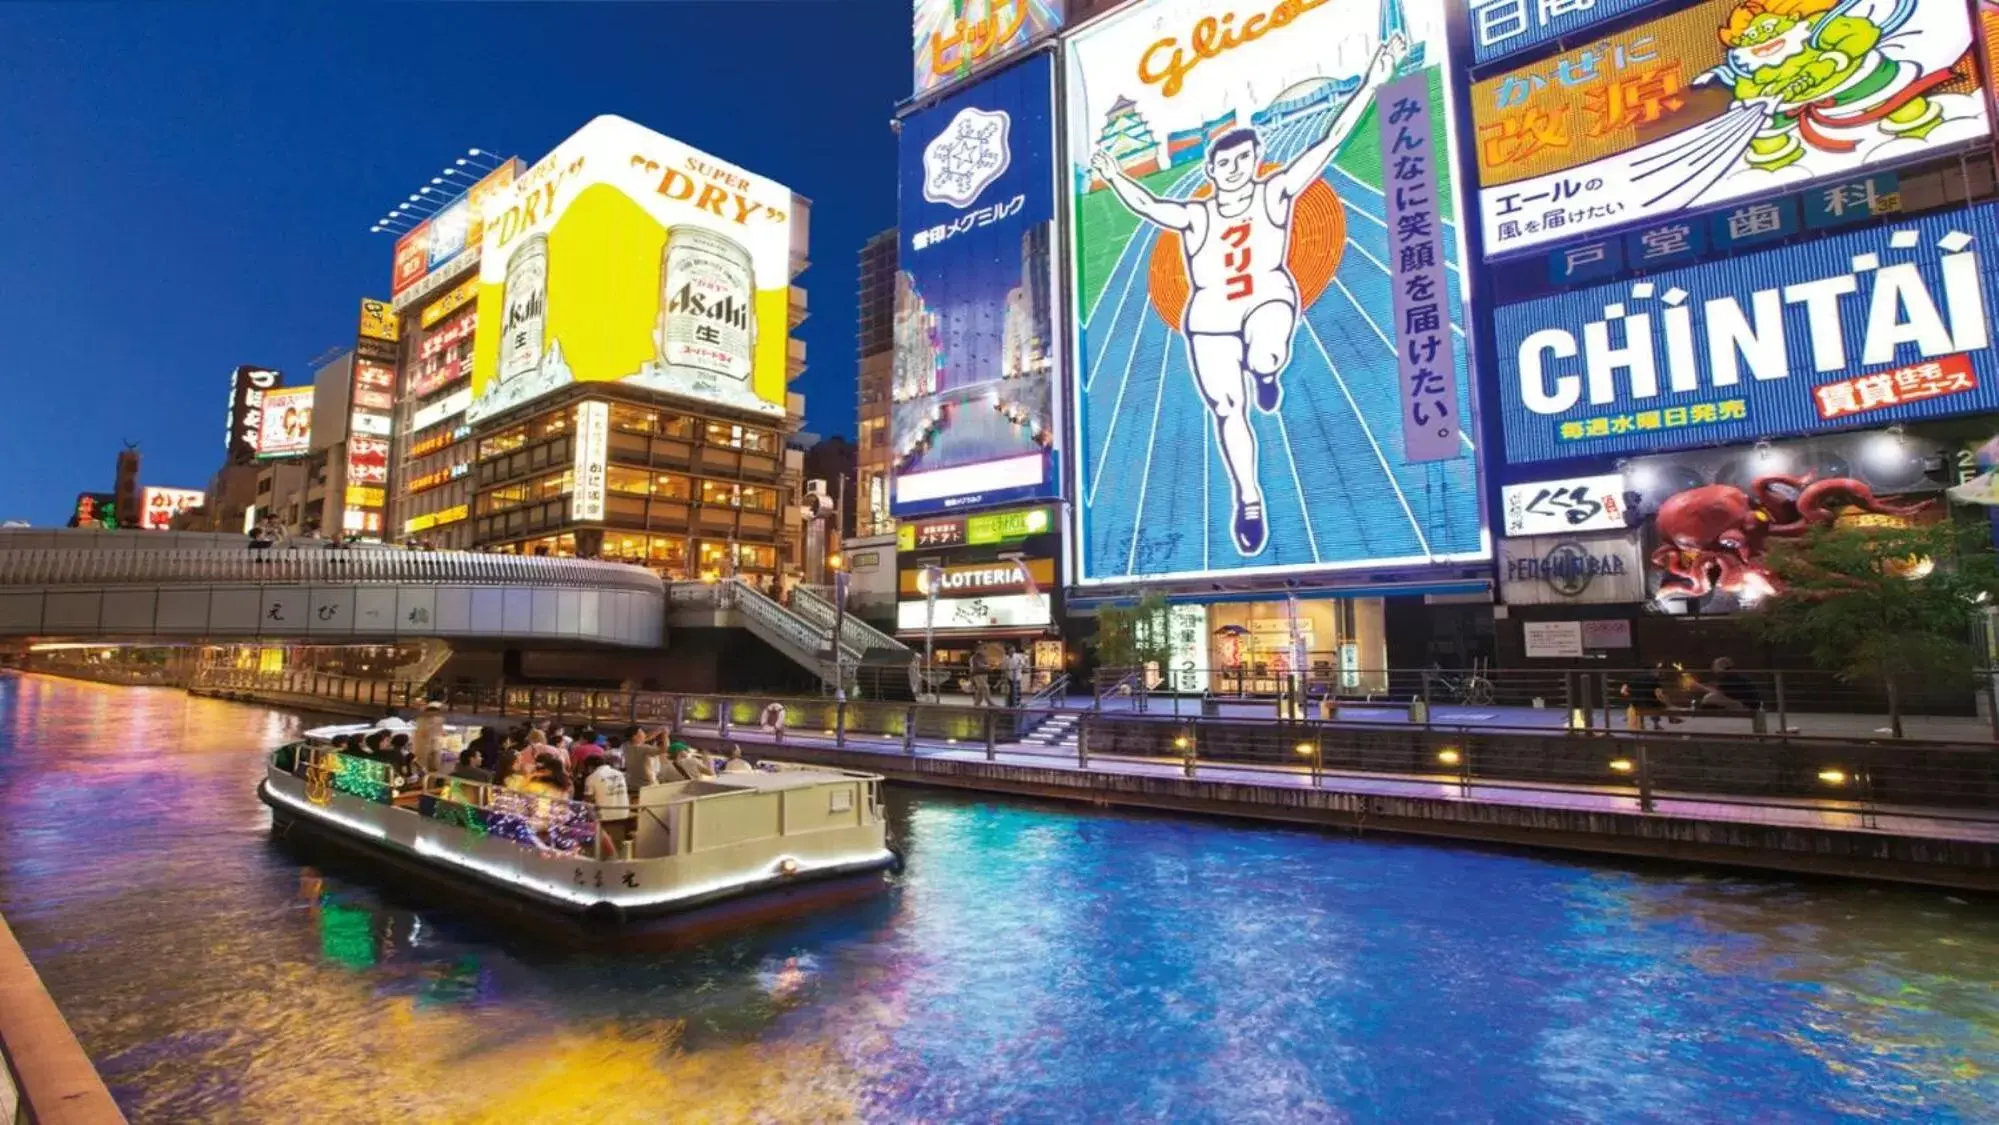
1493,203 -> 1999,465
1380,72 -> 1461,462
1471,0 -> 1987,257
914,1 -> 1063,95
1500,473 -> 1629,536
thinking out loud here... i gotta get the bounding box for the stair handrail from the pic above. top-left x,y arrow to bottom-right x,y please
788,584 -> 908,657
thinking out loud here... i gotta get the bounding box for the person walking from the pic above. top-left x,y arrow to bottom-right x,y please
1005,646 -> 1028,708
968,649 -> 993,708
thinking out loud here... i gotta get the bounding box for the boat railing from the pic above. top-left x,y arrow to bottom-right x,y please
273,741 -> 880,864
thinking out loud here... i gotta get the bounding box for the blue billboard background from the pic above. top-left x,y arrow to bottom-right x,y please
1466,0 -> 1665,67
1493,203 -> 1999,466
892,51 -> 1060,518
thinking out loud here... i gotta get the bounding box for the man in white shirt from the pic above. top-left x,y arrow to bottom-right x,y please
586,751 -> 632,859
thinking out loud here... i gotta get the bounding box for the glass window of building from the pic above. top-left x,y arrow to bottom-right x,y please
607,466 -> 652,496
699,479 -> 740,507
739,485 -> 776,512
695,539 -> 729,573
704,422 -> 773,453
520,533 -> 576,557
483,483 -> 531,514
610,404 -> 656,434
736,543 -> 776,571
479,427 -> 526,460
533,411 -> 570,440
601,532 -> 650,561
654,473 -> 691,500
535,471 -> 573,501
649,537 -> 687,568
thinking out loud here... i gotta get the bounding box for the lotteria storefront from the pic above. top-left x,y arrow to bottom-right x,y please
1488,201 -> 1999,662
895,505 -> 1068,688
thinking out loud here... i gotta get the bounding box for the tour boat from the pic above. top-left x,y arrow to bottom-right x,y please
259,722 -> 899,941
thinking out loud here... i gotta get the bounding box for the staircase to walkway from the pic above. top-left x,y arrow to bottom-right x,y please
1021,711 -> 1081,753
665,579 -> 911,693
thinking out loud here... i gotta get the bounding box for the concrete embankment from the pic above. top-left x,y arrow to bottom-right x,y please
0,914 -> 126,1124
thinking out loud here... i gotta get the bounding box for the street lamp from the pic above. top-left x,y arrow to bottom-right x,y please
920,564 -> 944,704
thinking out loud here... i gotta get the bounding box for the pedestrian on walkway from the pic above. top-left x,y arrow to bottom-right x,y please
1005,646 -> 1028,708
968,650 -> 993,708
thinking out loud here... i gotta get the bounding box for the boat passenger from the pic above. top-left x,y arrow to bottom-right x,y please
524,752 -> 570,799
465,726 -> 502,773
492,746 -> 522,790
451,745 -> 492,783
723,746 -> 755,774
585,749 -> 632,858
412,702 -> 448,774
670,743 -> 713,782
572,742 -> 606,801
526,727 -> 567,770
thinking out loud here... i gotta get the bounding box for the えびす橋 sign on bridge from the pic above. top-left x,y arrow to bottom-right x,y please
1492,203 -> 1999,465
1063,0 -> 1487,585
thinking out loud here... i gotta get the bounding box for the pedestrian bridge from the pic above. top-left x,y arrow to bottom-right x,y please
0,529 -> 664,646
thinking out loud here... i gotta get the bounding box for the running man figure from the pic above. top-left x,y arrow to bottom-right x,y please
1089,37 -> 1403,556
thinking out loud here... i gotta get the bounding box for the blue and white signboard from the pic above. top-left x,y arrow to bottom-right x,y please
1494,204 -> 1999,465
892,52 -> 1061,518
1467,0 -> 1665,68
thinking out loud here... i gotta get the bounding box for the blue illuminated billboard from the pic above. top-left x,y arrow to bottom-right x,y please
892,52 -> 1061,518
1467,0 -> 1665,67
1493,203 -> 1999,466
1064,0 -> 1487,584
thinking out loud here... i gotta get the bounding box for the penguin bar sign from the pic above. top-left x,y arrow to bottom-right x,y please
1494,205 -> 1999,464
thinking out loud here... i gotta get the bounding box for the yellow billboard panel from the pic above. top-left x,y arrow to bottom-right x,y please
467,115 -> 795,425
1470,0 -> 1988,256
358,297 -> 399,342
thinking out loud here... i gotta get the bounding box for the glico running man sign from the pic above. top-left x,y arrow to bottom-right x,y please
894,52 -> 1061,518
1493,203 -> 1999,465
1064,0 -> 1486,584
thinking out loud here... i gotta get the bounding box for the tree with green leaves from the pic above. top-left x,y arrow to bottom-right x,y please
1751,516 -> 1999,737
1092,591 -> 1176,698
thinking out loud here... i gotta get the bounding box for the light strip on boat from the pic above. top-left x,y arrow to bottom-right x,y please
265,781 -> 390,840
409,835 -> 895,910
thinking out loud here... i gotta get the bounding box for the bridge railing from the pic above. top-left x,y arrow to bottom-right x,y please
0,546 -> 666,594
190,669 -> 1999,820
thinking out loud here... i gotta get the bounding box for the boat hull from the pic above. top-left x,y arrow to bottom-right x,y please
259,773 -> 897,945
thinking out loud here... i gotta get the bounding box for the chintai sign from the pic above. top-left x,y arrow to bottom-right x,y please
1494,203 -> 1999,465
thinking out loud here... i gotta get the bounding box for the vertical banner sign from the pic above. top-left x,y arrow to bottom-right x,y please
1064,0 -> 1487,584
571,400 -> 609,521
1379,72 -> 1459,463
894,52 -> 1061,518
227,366 -> 281,465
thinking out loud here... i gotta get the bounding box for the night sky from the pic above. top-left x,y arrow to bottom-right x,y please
0,0 -> 907,527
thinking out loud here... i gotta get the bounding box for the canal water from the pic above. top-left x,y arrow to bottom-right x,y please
2,675 -> 1996,1123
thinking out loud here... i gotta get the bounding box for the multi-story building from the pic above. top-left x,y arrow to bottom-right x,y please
380,159 -> 524,550
462,116 -> 813,589
855,229 -> 896,539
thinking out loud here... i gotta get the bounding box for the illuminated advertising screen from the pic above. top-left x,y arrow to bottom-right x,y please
1468,0 -> 1667,67
1492,203 -> 1999,466
256,386 -> 315,459
467,116 -> 796,424
68,493 -> 118,529
226,366 -> 280,464
1622,430 -> 1945,614
914,1 -> 1063,95
894,53 -> 1061,517
136,487 -> 203,531
391,161 -> 519,299
1064,0 -> 1486,585
1471,0 -> 1989,258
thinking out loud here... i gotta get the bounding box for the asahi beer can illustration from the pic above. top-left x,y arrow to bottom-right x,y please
657,227 -> 755,390
498,234 -> 548,386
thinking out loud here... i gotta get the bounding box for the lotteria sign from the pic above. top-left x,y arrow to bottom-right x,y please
1494,204 -> 1999,465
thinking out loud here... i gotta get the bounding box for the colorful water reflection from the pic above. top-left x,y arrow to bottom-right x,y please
1,674 -> 1995,1122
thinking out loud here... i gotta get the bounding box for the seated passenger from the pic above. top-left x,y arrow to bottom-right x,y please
722,746 -> 755,774
451,745 -> 492,784
670,743 -> 713,782
523,752 -> 570,798
492,746 -> 522,790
